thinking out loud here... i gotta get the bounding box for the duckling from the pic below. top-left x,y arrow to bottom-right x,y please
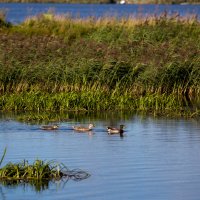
107,125 -> 124,136
72,124 -> 94,132
40,125 -> 59,130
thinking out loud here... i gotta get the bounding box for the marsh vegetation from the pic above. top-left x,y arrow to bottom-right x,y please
0,12 -> 199,116
0,148 -> 90,190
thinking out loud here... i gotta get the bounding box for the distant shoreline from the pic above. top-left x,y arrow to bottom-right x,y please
0,1 -> 199,5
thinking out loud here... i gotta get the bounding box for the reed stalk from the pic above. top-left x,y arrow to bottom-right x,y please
0,148 -> 7,167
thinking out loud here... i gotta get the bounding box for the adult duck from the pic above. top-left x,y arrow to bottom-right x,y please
72,124 -> 94,132
40,125 -> 59,130
107,125 -> 124,136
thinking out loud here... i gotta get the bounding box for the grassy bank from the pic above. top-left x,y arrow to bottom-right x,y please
0,12 -> 200,115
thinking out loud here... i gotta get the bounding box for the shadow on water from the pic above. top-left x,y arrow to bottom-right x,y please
0,110 -> 136,125
0,179 -> 50,192
0,186 -> 6,200
0,178 -> 71,200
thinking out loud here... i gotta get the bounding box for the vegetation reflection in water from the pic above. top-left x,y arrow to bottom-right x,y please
6,110 -> 133,124
12,109 -> 200,125
0,148 -> 90,191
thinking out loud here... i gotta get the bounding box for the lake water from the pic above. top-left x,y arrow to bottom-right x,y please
0,3 -> 200,23
0,112 -> 200,200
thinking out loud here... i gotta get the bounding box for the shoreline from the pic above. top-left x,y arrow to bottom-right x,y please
0,1 -> 200,4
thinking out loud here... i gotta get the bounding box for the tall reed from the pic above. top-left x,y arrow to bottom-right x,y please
0,13 -> 199,115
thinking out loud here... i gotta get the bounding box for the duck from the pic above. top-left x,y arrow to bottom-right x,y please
107,125 -> 124,136
72,124 -> 95,132
40,124 -> 59,130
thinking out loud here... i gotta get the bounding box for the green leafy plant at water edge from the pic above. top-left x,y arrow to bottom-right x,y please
0,148 -> 90,190
0,159 -> 90,181
0,92 -> 198,118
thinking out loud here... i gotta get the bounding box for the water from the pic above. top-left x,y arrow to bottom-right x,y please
0,3 -> 200,199
0,112 -> 200,200
0,3 -> 200,23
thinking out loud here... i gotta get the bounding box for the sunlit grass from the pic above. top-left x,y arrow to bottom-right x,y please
0,148 -> 90,189
0,13 -> 199,115
0,159 -> 89,181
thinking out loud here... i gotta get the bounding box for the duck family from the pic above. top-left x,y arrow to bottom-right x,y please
40,123 -> 125,136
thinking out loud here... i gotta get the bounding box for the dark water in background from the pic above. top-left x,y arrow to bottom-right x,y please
0,3 -> 199,23
0,112 -> 200,200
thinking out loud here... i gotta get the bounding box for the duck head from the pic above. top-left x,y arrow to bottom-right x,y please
88,124 -> 95,129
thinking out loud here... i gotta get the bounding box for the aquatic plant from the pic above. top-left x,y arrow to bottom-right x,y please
0,148 -> 90,188
0,160 -> 90,191
0,159 -> 90,181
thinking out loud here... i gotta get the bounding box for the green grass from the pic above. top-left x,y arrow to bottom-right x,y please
0,13 -> 199,116
0,159 -> 90,182
0,148 -> 90,190
0,148 -> 7,167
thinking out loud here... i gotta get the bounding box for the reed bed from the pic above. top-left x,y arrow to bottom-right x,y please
0,13 -> 200,115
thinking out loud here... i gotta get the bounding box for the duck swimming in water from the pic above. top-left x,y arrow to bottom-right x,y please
40,125 -> 59,130
107,125 -> 124,136
72,124 -> 95,132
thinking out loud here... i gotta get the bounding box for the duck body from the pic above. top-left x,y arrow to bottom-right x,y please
40,125 -> 59,130
72,124 -> 94,132
107,125 -> 124,135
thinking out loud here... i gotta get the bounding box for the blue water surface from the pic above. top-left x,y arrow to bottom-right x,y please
0,112 -> 200,200
0,3 -> 199,23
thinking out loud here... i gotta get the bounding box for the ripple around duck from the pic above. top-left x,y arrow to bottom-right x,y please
1,116 -> 200,200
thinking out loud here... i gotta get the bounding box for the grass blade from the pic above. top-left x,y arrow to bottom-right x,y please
0,147 -> 7,167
